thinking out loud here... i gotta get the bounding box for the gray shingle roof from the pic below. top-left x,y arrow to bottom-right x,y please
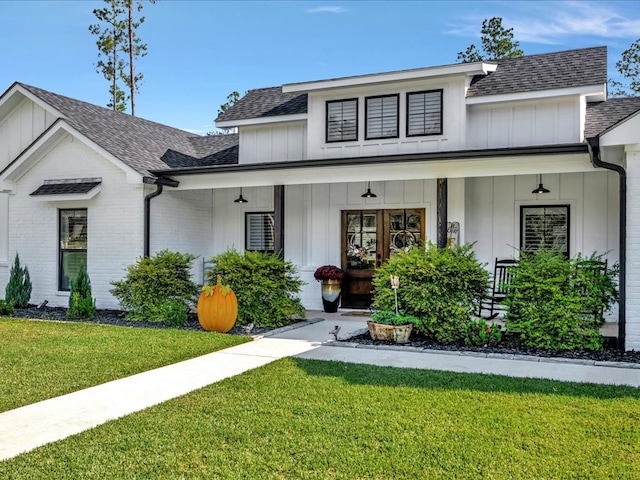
215,87 -> 307,123
467,46 -> 607,97
30,181 -> 101,196
16,83 -> 239,177
585,97 -> 640,138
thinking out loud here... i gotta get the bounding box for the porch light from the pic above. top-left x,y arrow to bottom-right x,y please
531,174 -> 550,194
234,187 -> 248,203
361,181 -> 377,198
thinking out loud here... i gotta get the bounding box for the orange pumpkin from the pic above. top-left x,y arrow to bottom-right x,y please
197,275 -> 238,332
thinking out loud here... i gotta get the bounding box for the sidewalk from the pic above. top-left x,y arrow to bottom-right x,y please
0,312 -> 638,462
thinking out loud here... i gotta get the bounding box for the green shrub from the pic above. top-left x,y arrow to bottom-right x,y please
67,263 -> 96,320
5,253 -> 32,308
371,310 -> 421,327
206,249 -> 305,328
372,242 -> 489,343
163,300 -> 188,328
464,319 -> 502,346
0,298 -> 14,316
110,250 -> 199,322
503,251 -> 618,351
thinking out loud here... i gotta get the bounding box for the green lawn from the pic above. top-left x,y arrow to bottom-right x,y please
0,318 -> 250,412
1,358 -> 639,479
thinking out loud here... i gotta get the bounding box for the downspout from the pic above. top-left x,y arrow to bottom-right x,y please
587,136 -> 626,351
143,176 -> 179,258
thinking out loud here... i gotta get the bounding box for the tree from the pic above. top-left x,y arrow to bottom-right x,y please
208,91 -> 241,135
612,38 -> 640,96
457,17 -> 524,63
89,0 -> 154,115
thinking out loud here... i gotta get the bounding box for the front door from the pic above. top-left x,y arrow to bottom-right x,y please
341,208 -> 425,308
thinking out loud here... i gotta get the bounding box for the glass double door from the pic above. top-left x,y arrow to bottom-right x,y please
340,208 -> 425,308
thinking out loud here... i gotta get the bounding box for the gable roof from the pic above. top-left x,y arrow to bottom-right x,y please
466,46 -> 607,97
585,97 -> 640,138
215,87 -> 307,123
12,83 -> 239,178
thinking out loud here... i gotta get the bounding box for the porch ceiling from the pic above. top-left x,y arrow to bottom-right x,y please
154,145 -> 594,191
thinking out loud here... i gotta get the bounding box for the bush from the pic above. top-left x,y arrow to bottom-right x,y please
163,300 -> 188,328
110,250 -> 199,322
206,249 -> 305,328
464,319 -> 502,346
370,310 -> 421,327
503,251 -> 618,351
0,299 -> 14,316
372,242 -> 490,343
67,263 -> 96,320
5,253 -> 32,308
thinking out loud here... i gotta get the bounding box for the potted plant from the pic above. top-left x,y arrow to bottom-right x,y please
367,310 -> 418,344
314,265 -> 344,313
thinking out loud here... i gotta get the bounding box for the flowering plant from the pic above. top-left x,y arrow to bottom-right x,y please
314,265 -> 344,281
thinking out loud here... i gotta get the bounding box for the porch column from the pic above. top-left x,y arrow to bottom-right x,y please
437,178 -> 447,248
625,145 -> 640,351
274,185 -> 285,258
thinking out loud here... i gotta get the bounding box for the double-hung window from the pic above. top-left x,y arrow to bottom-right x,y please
407,89 -> 443,136
59,209 -> 87,291
520,205 -> 570,258
245,212 -> 275,253
326,98 -> 358,142
365,94 -> 399,140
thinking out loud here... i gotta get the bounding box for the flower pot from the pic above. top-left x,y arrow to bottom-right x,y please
321,279 -> 341,313
366,321 -> 413,344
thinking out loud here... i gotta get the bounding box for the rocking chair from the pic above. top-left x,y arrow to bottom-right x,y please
479,258 -> 518,320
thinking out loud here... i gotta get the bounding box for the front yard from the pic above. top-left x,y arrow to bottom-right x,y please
1,339 -> 639,478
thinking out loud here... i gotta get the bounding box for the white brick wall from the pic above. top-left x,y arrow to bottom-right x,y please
625,147 -> 640,351
3,133 -> 144,310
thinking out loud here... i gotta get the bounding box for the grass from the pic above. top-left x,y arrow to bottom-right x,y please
0,318 -> 250,412
1,357 -> 639,479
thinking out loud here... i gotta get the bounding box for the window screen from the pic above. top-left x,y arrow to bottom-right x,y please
407,90 -> 442,136
520,205 -> 569,258
366,95 -> 398,139
245,212 -> 275,252
326,98 -> 358,142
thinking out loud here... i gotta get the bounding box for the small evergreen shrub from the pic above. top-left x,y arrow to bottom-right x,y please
163,300 -> 188,328
5,253 -> 32,308
503,251 -> 618,351
67,263 -> 96,320
110,250 -> 199,322
371,310 -> 421,327
206,249 -> 305,328
0,299 -> 14,316
464,319 -> 502,346
373,242 -> 490,343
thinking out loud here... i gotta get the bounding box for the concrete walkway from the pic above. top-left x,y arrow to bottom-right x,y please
1,312 -> 638,462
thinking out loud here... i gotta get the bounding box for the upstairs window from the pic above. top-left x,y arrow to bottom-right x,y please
407,89 -> 443,136
326,99 -> 358,142
246,212 -> 275,253
520,205 -> 570,258
366,94 -> 399,140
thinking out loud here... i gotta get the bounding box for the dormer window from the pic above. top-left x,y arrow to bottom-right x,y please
366,94 -> 399,140
326,98 -> 358,142
407,89 -> 443,136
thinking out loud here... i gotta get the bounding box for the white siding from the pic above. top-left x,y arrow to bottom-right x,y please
0,193 -> 8,263
467,99 -> 579,149
239,121 -> 307,164
625,147 -> 640,350
1,134 -> 144,309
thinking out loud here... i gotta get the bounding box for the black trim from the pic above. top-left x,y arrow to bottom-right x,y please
326,98 -> 359,143
406,89 -> 443,137
143,176 -> 180,257
587,136 -> 626,351
152,143 -> 590,177
58,208 -> 87,291
365,94 -> 399,140
244,211 -> 276,253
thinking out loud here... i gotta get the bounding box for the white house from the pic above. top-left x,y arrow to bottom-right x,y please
2,45 -> 640,350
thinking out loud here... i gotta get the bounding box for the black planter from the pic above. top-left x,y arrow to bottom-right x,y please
321,279 -> 341,313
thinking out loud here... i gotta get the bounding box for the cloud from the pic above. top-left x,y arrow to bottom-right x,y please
307,6 -> 347,14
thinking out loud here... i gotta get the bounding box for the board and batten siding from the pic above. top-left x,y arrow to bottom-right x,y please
0,134 -> 145,310
0,193 -> 8,264
467,99 -> 580,149
239,121 -> 307,164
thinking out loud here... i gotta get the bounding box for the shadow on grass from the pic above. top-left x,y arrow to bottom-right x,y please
290,357 -> 640,400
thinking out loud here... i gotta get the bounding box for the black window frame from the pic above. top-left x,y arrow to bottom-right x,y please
365,94 -> 399,140
326,98 -> 359,143
58,208 -> 88,291
245,211 -> 275,253
406,89 -> 443,137
520,204 -> 570,258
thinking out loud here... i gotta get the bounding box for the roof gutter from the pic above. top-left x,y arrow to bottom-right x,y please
587,137 -> 626,351
143,176 -> 179,257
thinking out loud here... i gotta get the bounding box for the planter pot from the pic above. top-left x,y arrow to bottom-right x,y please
321,279 -> 341,313
366,321 -> 413,344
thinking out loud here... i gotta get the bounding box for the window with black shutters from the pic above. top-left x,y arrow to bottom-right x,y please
365,94 -> 399,139
245,212 -> 275,252
326,99 -> 358,142
406,90 -> 443,136
520,205 -> 570,258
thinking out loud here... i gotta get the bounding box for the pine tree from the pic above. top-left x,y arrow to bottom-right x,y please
457,17 -> 524,63
67,263 -> 96,320
5,253 -> 32,308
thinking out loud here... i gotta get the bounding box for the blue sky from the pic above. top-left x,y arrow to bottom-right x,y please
1,1 -> 639,134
